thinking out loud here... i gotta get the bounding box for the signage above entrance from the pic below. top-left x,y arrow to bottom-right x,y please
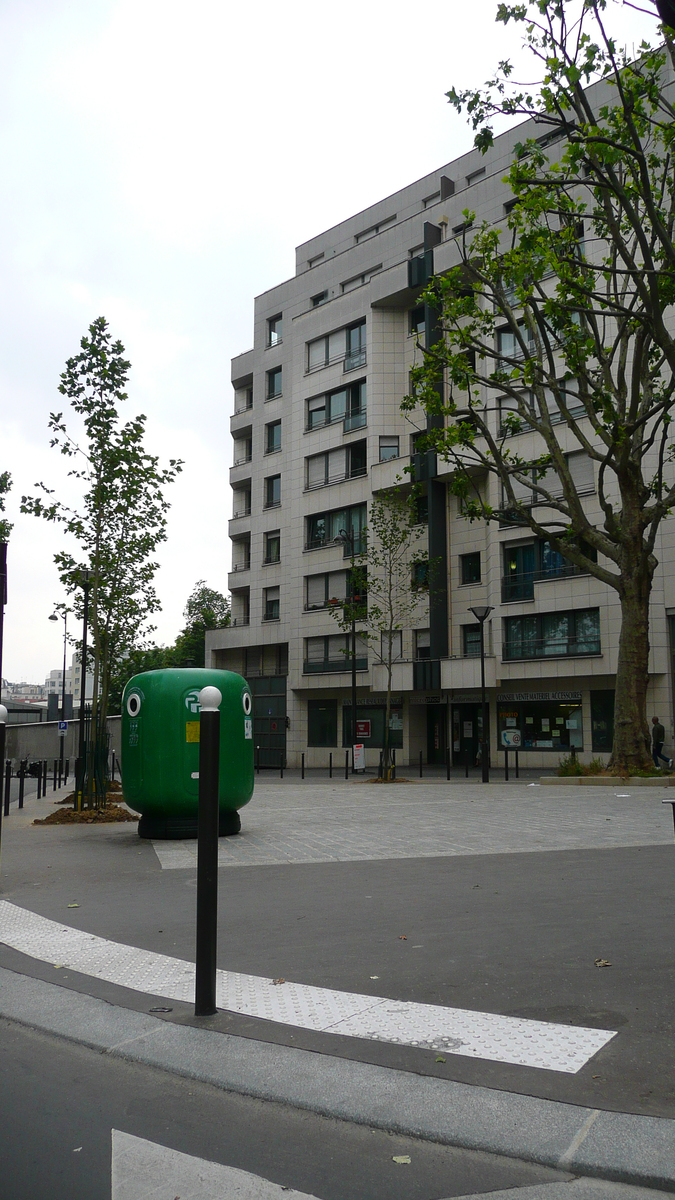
497,691 -> 582,703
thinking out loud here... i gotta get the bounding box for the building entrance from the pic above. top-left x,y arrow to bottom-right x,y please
451,703 -> 483,768
249,676 -> 287,767
426,704 -> 447,765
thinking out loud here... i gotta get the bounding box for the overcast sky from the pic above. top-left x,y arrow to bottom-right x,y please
0,0 -> 658,684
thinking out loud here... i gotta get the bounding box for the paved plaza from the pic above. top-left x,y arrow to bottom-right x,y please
1,776 -> 675,1198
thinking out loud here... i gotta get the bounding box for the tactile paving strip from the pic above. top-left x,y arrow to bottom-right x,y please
0,901 -> 615,1072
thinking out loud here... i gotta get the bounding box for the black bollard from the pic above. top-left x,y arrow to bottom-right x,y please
64,758 -> 69,787
465,750 -> 469,779
446,747 -> 451,781
53,759 -> 57,792
419,750 -> 423,779
4,760 -> 10,816
393,749 -> 396,781
280,751 -> 283,779
256,746 -> 260,775
18,761 -> 25,809
42,759 -> 48,796
504,749 -> 509,782
515,750 -> 519,779
379,750 -> 383,779
195,685 -> 221,1018
345,751 -> 349,780
0,709 -> 6,856
37,763 -> 42,800
301,753 -> 305,780
58,762 -> 62,788
329,752 -> 332,779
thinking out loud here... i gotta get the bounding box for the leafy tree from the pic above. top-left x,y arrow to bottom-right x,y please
0,472 -> 12,542
22,317 -> 182,757
329,485 -> 428,780
404,1 -> 675,772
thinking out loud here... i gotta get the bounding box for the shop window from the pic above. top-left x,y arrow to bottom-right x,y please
498,699 -> 583,751
591,690 -> 614,752
461,552 -> 481,584
342,704 -> 403,749
308,699 -> 338,747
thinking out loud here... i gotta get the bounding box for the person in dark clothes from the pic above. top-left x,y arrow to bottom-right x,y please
651,716 -> 673,768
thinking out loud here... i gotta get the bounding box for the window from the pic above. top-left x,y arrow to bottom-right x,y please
304,634 -> 368,673
341,266 -> 381,293
345,321 -> 366,370
354,215 -> 396,243
466,166 -> 486,185
267,315 -> 282,347
233,488 -> 251,518
461,552 -> 481,584
415,492 -> 428,525
232,536 -> 250,572
265,420 -> 281,454
305,503 -> 366,554
233,435 -> 252,465
307,327 -> 347,372
409,306 -> 425,337
305,571 -> 348,610
412,560 -> 429,589
308,699 -> 338,747
263,586 -> 280,621
379,436 -> 399,462
305,441 -> 366,489
342,704 -> 403,748
266,367 -> 282,399
264,475 -> 281,509
311,291 -> 327,307
498,699 -> 582,751
308,252 -> 324,268
264,530 -> 280,564
462,625 -> 481,657
381,630 -> 403,662
306,381 -> 366,431
497,322 -> 535,360
536,451 -> 595,500
234,386 -> 253,413
503,608 -> 600,660
412,629 -> 429,662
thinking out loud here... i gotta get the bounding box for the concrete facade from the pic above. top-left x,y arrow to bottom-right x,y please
206,102 -> 675,771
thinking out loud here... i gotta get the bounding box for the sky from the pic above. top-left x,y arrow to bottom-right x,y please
0,0 -> 660,684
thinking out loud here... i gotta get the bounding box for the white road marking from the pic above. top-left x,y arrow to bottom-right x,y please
0,901 -> 616,1072
111,1129 -> 321,1199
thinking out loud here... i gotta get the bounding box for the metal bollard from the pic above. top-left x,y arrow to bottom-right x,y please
53,759 -> 57,792
419,750 -> 423,779
301,753 -> 305,780
329,752 -> 332,779
504,749 -> 509,782
345,751 -> 349,780
19,761 -> 26,809
446,747 -> 451,781
393,749 -> 396,781
195,685 -> 222,1018
37,763 -> 42,800
280,751 -> 283,779
515,750 -> 519,779
0,706 -> 6,857
64,758 -> 69,787
111,753 -> 115,782
4,760 -> 10,816
58,762 -> 62,788
465,750 -> 469,779
256,746 -> 260,775
42,759 -> 48,795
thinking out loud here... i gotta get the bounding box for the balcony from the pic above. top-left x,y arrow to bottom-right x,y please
231,504 -> 251,520
344,409 -> 367,433
441,655 -> 497,691
501,563 -> 591,603
233,452 -> 252,467
231,615 -> 250,627
303,656 -> 368,675
305,465 -> 367,492
413,659 -> 441,691
304,533 -> 366,556
263,499 -> 281,511
230,561 -> 250,574
343,349 -> 366,372
503,637 -> 600,661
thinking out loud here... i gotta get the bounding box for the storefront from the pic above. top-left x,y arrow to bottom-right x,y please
341,698 -> 403,750
497,690 -> 583,753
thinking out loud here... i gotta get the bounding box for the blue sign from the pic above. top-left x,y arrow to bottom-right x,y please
58,720 -> 68,735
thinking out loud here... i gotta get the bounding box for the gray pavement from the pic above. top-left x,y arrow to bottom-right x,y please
1,777 -> 675,1195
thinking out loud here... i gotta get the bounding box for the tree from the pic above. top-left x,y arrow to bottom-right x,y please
404,1 -> 675,772
0,472 -> 12,542
107,580 -> 230,711
330,485 -> 428,780
22,317 -> 182,766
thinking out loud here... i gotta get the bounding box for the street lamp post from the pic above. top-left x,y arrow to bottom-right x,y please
469,605 -> 494,784
49,609 -> 68,770
335,528 -> 358,773
76,570 -> 91,809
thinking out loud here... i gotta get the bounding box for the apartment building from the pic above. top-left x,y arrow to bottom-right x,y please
206,103 -> 675,771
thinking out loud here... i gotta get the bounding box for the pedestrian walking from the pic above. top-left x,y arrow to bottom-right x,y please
651,716 -> 673,769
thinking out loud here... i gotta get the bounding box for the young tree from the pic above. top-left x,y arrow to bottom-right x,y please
330,485 -> 428,780
404,1 -> 675,772
22,318 -> 182,767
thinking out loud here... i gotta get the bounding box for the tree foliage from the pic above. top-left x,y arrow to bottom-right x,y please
404,0 -> 675,771
0,472 -> 12,542
330,485 -> 428,779
22,317 -> 183,738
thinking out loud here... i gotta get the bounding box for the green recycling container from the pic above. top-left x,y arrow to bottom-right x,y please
121,668 -> 254,839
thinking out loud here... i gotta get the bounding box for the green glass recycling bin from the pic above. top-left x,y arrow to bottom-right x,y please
121,668 -> 254,839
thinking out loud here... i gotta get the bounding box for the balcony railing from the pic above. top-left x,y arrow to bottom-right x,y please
305,465 -> 367,491
231,562 -> 250,574
263,498 -> 281,510
232,506 -> 251,519
303,656 -> 368,674
233,401 -> 253,415
304,533 -> 366,555
233,453 -> 252,467
344,409 -> 367,432
232,615 -> 250,627
501,563 -> 590,602
343,349 -> 366,372
262,610 -> 280,622
503,637 -> 600,661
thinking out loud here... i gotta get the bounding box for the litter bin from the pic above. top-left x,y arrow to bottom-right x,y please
121,668 -> 254,839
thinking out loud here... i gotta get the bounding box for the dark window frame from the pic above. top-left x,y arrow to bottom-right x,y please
460,552 -> 481,585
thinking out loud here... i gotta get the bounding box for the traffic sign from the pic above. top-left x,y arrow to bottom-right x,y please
58,720 -> 68,737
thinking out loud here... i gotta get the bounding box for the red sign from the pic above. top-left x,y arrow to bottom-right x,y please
356,720 -> 371,739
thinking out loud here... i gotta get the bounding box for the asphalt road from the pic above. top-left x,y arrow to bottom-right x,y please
1,788 -> 674,1116
0,1017 -> 566,1200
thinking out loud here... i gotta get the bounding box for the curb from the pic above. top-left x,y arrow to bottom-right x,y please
539,776 -> 675,787
1,967 -> 674,1192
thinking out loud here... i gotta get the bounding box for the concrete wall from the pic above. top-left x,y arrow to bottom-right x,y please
5,716 -> 121,764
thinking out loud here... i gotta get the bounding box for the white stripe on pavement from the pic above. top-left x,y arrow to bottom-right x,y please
112,1130 -> 321,1200
0,901 -> 616,1072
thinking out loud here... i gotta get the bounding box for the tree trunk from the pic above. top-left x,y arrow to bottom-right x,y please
610,553 -> 654,774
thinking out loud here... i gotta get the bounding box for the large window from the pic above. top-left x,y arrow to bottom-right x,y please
415,629 -> 430,660
304,570 -> 348,610
264,475 -> 281,509
503,608 -> 600,660
267,315 -> 282,347
305,441 -> 366,489
264,530 -> 280,564
305,502 -> 366,553
345,321 -> 366,371
460,552 -> 481,584
263,586 -> 280,621
266,367 -> 282,399
307,327 -> 347,372
409,306 -> 425,337
497,321 -> 535,360
341,704 -> 403,749
462,625 -> 481,657
502,538 -> 598,601
304,634 -> 368,674
379,436 -> 399,462
498,699 -> 582,751
306,381 -> 366,432
308,699 -> 337,747
381,631 -> 403,661
265,420 -> 281,454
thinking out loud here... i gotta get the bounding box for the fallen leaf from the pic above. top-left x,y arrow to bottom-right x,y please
370,975 -> 379,980
53,964 -> 63,969
73,1147 -> 82,1153
435,1056 -> 446,1063
592,1074 -> 601,1079
67,903 -> 79,908
594,958 -> 612,968
398,935 -> 407,940
272,978 -> 286,985
149,1007 -> 173,1013
392,1155 -> 411,1165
